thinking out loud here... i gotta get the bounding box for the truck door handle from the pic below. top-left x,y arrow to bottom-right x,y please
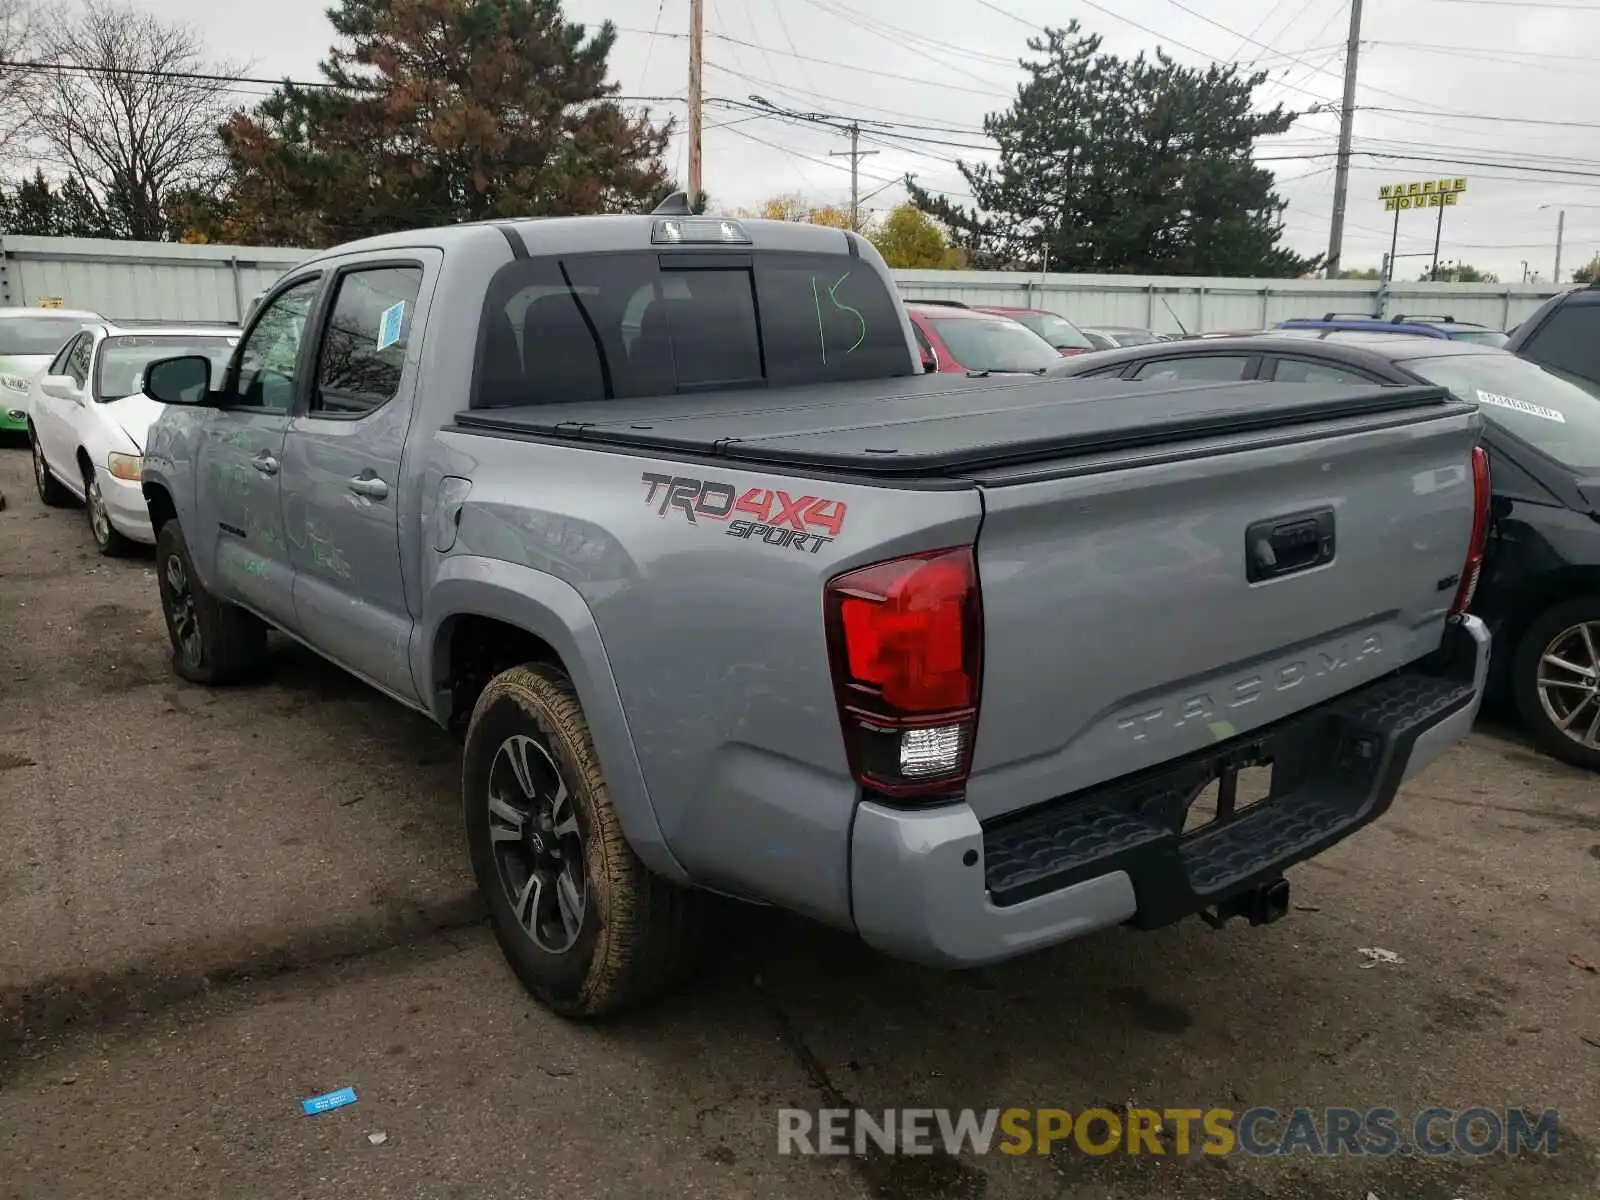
1245,508 -> 1335,582
348,474 -> 389,500
252,453 -> 279,475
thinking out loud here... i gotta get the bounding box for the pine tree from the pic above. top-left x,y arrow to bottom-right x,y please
220,0 -> 676,246
909,22 -> 1316,278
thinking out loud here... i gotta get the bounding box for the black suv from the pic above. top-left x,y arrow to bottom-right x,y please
1506,282 -> 1600,397
1059,331 -> 1600,770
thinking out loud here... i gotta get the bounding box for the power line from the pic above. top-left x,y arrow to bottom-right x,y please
0,56 -> 336,89
703,60 -> 991,127
637,0 -> 669,87
1364,40 -> 1600,76
1154,0 -> 1356,87
1417,0 -> 1600,9
799,0 -> 1021,89
706,95 -> 987,136
704,37 -> 1014,97
1230,0 -> 1297,62
1358,105 -> 1600,133
1367,39 -> 1600,62
0,57 -> 684,108
711,119 -> 976,202
1258,149 -> 1600,182
764,0 -> 826,99
801,0 -> 1019,68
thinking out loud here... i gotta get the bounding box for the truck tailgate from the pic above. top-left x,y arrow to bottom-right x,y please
962,404 -> 1482,821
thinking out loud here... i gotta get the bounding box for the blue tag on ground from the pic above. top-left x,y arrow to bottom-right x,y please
302,1086 -> 358,1115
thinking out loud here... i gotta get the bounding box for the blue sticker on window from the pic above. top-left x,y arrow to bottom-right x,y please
377,302 -> 405,351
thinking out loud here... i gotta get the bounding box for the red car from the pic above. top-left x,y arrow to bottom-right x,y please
974,305 -> 1096,356
905,301 -> 1065,376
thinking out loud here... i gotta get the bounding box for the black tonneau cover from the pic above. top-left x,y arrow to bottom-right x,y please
451,371 -> 1462,477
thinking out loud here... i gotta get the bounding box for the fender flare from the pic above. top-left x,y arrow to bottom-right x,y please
419,555 -> 689,885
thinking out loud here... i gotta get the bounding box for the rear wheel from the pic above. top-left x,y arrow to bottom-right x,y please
1513,596 -> 1600,771
154,521 -> 268,685
30,428 -> 69,507
84,467 -> 137,557
464,663 -> 701,1017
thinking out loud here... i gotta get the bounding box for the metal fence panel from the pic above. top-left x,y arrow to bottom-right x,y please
0,236 -> 308,323
0,236 -> 1570,333
891,269 -> 1566,335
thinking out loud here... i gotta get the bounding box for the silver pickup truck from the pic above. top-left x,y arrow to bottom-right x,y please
138,199 -> 1492,1016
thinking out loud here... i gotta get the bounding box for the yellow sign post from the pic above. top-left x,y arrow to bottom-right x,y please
1378,178 -> 1467,280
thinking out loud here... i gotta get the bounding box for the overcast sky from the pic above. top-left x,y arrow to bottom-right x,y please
149,0 -> 1600,281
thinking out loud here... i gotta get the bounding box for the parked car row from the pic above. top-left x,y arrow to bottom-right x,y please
1056,320 -> 1600,771
0,306 -> 241,555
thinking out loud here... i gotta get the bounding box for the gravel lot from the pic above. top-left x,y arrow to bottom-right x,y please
1,443 -> 1597,1200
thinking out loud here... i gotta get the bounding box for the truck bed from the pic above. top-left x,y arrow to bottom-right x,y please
451,373 -> 1464,478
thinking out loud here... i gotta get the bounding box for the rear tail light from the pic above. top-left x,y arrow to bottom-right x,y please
823,547 -> 982,799
1451,445 -> 1491,618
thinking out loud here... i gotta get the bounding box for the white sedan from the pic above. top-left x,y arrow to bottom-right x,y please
29,323 -> 237,555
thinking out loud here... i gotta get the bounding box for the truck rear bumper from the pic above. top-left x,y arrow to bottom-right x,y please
850,615 -> 1489,968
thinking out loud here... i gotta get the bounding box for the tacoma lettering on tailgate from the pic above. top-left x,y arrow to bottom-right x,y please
640,472 -> 848,555
1113,634 -> 1385,742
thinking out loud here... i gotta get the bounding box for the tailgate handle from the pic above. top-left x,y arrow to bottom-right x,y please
1246,508 -> 1335,582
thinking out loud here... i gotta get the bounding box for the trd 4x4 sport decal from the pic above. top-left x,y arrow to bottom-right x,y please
640,472 -> 848,554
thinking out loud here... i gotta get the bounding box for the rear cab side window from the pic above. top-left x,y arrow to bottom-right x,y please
1517,303 -> 1600,390
1129,355 -> 1252,383
471,251 -> 912,408
1268,357 -> 1377,385
313,265 -> 424,417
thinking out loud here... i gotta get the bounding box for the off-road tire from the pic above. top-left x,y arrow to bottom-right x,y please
30,427 -> 70,507
464,664 -> 702,1017
1512,595 -> 1600,772
84,465 -> 137,557
155,520 -> 268,685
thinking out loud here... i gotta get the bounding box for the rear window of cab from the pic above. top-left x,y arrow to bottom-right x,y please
472,251 -> 914,407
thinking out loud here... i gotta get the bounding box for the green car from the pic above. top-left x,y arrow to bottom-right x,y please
0,306 -> 105,434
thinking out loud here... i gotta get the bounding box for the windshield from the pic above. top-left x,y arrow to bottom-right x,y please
0,316 -> 89,357
927,316 -> 1061,373
1447,329 -> 1509,348
1401,351 -> 1600,470
95,335 -> 237,401
1012,312 -> 1093,351
1107,328 -> 1164,347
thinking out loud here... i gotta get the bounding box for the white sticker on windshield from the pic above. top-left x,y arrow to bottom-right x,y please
1475,389 -> 1566,424
377,301 -> 406,351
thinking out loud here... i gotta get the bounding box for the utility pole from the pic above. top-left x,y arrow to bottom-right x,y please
1554,209 -> 1565,285
688,0 -> 703,207
1325,0 -> 1364,277
829,124 -> 879,232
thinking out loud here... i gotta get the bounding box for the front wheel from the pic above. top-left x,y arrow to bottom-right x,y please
154,521 -> 268,685
84,469 -> 137,557
1513,596 -> 1600,771
30,428 -> 69,507
464,664 -> 701,1017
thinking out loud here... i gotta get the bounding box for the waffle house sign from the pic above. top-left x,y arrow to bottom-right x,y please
1380,178 -> 1467,210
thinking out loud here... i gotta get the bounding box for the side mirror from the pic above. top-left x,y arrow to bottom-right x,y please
920,346 -> 939,373
40,374 -> 80,402
143,355 -> 215,406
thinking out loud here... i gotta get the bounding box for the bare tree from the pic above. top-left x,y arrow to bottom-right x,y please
25,0 -> 240,239
0,0 -> 36,163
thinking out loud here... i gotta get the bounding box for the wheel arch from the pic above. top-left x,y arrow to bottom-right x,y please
423,555 -> 688,885
1497,568 -> 1600,660
142,480 -> 178,536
